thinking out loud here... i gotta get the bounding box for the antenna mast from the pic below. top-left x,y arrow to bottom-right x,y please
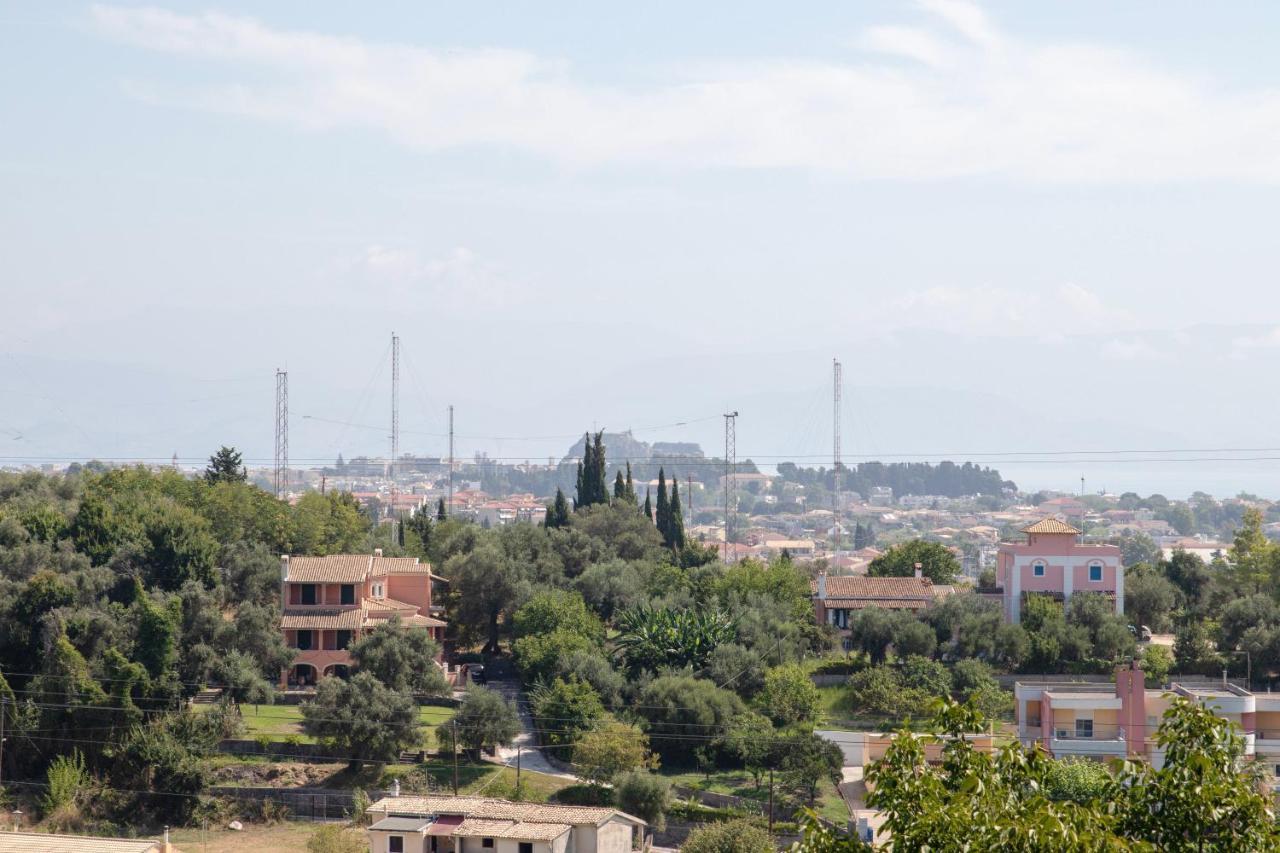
274,369 -> 289,498
833,358 -> 842,553
390,334 -> 400,518
723,411 -> 738,562
447,404 -> 455,517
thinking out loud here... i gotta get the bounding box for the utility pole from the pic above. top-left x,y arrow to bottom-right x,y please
452,720 -> 459,795
390,334 -> 400,520
274,369 -> 289,499
516,746 -> 522,791
1,696 -> 6,790
687,474 -> 694,527
447,404 -> 455,517
723,411 -> 738,562
768,766 -> 774,833
833,358 -> 843,554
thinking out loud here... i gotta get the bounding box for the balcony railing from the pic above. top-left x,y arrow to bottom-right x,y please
1051,724 -> 1124,741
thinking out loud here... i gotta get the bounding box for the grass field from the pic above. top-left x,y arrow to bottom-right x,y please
168,821 -> 349,853
659,767 -> 849,824
237,703 -> 455,748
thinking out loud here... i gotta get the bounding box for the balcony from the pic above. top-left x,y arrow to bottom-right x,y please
1048,724 -> 1127,758
1255,731 -> 1280,752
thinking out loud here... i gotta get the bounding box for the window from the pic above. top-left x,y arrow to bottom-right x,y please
1075,719 -> 1093,739
340,584 -> 356,605
1089,564 -> 1103,582
373,583 -> 384,599
295,630 -> 312,651
336,630 -> 353,650
519,843 -> 533,853
482,839 -> 494,849
1033,562 -> 1045,577
389,837 -> 404,853
300,584 -> 317,605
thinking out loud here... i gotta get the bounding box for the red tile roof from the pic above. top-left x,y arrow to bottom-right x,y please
817,575 -> 935,599
1022,518 -> 1082,535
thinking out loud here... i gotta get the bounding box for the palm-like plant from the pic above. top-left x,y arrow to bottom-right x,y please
614,604 -> 737,672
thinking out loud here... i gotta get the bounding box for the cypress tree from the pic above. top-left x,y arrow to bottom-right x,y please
643,489 -> 653,521
436,497 -> 447,521
591,431 -> 608,506
667,478 -> 686,550
614,470 -> 626,501
655,468 -> 670,542
546,488 -> 571,529
575,431 -> 610,509
624,462 -> 637,504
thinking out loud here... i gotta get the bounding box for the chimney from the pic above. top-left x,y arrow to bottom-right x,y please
816,571 -> 827,599
374,548 -> 383,558
914,562 -> 923,580
280,554 -> 290,581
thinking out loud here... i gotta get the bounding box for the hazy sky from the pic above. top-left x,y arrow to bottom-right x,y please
6,2 -> 1280,497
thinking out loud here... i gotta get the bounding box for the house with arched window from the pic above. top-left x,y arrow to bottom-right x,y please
996,518 -> 1124,623
278,549 -> 449,688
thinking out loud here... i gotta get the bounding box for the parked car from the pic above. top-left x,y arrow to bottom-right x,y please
469,664 -> 486,684
1128,624 -> 1153,641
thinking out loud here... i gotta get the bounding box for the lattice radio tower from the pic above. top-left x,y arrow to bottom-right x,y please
447,404 -> 455,517
390,333 -> 400,515
273,369 -> 288,498
723,410 -> 738,561
833,358 -> 843,550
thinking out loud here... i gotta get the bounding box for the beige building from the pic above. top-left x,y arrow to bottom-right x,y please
0,832 -> 181,852
366,796 -> 647,853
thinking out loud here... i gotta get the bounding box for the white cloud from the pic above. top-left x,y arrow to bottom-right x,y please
878,283 -> 1125,336
1101,339 -> 1169,362
1229,326 -> 1280,359
89,2 -> 1280,182
352,245 -> 525,309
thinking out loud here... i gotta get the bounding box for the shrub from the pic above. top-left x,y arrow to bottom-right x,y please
680,817 -> 774,853
42,750 -> 87,816
615,771 -> 671,831
307,825 -> 366,853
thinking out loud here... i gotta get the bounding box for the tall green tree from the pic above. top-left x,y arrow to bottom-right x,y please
643,489 -> 652,521
868,540 -> 959,584
349,615 -> 449,695
624,462 -> 637,504
301,673 -> 421,765
440,686 -> 520,758
203,446 -> 247,484
655,469 -> 670,541
614,470 -> 627,501
437,497 -> 447,521
666,478 -> 686,550
574,431 -> 610,509
546,488 -> 571,529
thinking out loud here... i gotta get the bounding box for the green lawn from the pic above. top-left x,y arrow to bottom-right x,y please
659,767 -> 849,824
237,703 -> 455,749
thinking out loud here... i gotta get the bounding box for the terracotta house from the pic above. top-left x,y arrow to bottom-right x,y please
279,549 -> 447,688
997,518 -> 1123,623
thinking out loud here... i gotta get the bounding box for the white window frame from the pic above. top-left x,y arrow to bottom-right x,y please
1088,563 -> 1103,582
389,836 -> 404,853
1032,562 -> 1046,577
1075,719 -> 1093,739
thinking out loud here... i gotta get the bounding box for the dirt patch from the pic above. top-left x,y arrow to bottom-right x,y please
212,761 -> 347,787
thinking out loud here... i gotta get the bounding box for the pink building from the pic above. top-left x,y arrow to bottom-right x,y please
997,518 -> 1123,623
1015,662 -> 1280,773
279,549 -> 448,688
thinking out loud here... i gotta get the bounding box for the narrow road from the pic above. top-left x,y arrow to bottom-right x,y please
483,675 -> 578,780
